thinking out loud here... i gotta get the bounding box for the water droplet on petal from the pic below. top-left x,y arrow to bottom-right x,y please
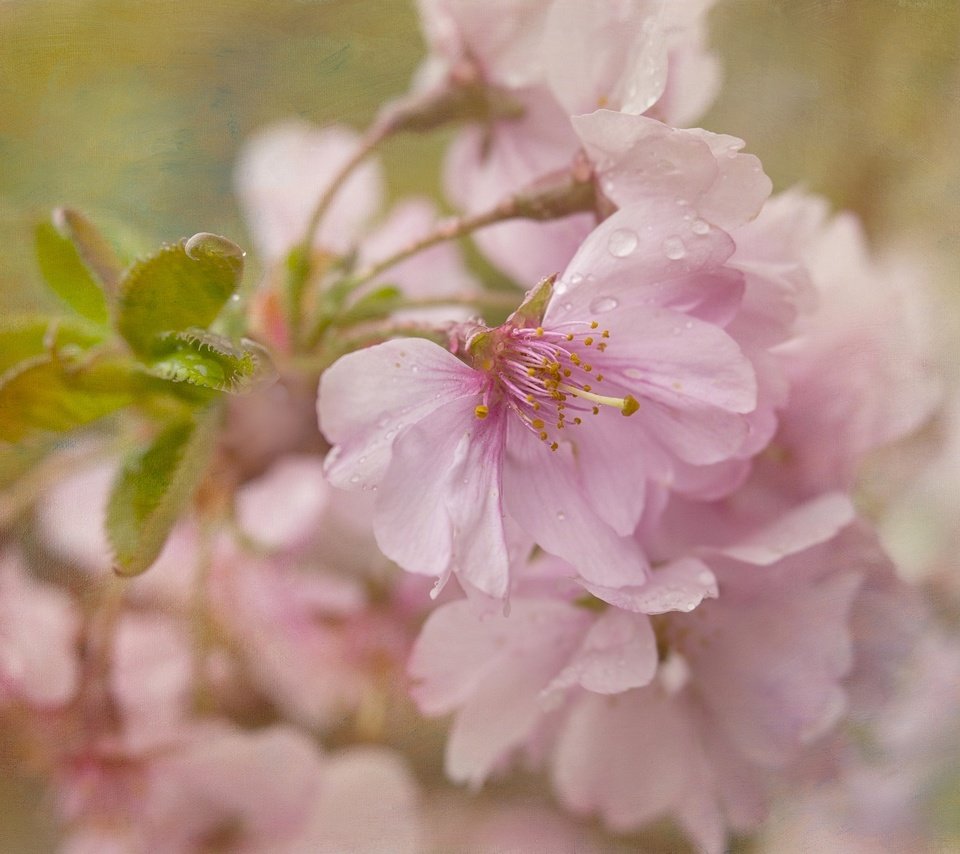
349,474 -> 360,484
570,272 -> 584,285
607,228 -> 638,258
589,296 -> 619,314
662,236 -> 686,260
691,219 -> 710,235
556,511 -> 566,521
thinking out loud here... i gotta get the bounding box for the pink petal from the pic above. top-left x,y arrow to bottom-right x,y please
543,608 -> 657,696
375,397 -> 509,595
319,338 -> 483,491
544,0 -> 669,116
0,552 -> 80,707
235,455 -> 330,551
581,557 -> 717,614
298,747 -> 421,853
547,203 -> 737,325
234,121 -> 382,261
717,492 -> 856,566
503,420 -> 649,590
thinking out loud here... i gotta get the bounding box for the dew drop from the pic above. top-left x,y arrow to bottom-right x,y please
662,236 -> 686,260
607,228 -> 638,258
570,272 -> 584,285
229,293 -> 241,303
691,219 -> 710,235
411,365 -> 420,373
556,511 -> 566,521
184,232 -> 245,264
349,474 -> 360,484
589,296 -> 619,314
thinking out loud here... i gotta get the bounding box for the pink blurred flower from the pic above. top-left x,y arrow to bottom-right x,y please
0,549 -> 81,709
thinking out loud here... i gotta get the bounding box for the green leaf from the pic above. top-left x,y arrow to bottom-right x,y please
0,316 -> 105,375
54,208 -> 125,294
147,328 -> 274,393
35,219 -> 110,325
0,354 -> 137,443
106,408 -> 219,577
117,232 -> 244,357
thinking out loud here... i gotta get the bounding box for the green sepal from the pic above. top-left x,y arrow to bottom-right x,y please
147,328 -> 275,394
0,316 -> 106,376
0,354 -> 137,443
106,407 -> 220,577
117,232 -> 244,358
509,274 -> 556,328
35,218 -> 111,325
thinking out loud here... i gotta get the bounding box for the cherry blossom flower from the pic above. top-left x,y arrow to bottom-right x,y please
0,549 -> 81,709
319,207 -> 757,602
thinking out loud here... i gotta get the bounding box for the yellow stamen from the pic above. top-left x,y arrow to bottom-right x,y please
590,321 -> 599,329
558,383 -> 640,417
474,404 -> 489,419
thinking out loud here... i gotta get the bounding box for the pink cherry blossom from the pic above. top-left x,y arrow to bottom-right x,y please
319,209 -> 757,602
548,516 -> 917,852
0,549 -> 81,709
408,556 -> 716,786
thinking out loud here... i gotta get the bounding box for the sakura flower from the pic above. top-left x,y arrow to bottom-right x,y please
416,0 -> 719,125
0,549 -> 81,708
408,556 -> 717,786
59,724 -> 421,854
770,209 -> 941,498
548,518 -> 918,853
319,209 -> 757,602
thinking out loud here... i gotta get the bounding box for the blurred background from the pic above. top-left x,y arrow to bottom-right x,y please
1,0 -> 958,849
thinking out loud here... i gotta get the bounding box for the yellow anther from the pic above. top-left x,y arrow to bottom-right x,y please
532,418 -> 545,429
583,384 -> 592,392
573,417 -> 582,425
584,337 -> 594,346
597,343 -> 607,352
595,374 -> 603,382
621,395 -> 640,416
584,364 -> 592,372
592,406 -> 600,415
474,404 -> 489,419
570,353 -> 581,365
539,431 -> 549,441
550,441 -> 559,451
563,368 -> 572,377
535,326 -> 544,337
533,401 -> 541,411
590,320 -> 599,329
525,393 -> 534,403
565,333 -> 574,341
556,421 -> 564,429
527,367 -> 537,376
601,330 -> 610,338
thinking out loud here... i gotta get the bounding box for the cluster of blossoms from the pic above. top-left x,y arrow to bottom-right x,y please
1,1 -> 953,851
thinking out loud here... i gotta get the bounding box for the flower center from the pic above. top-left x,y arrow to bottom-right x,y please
472,320 -> 638,450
